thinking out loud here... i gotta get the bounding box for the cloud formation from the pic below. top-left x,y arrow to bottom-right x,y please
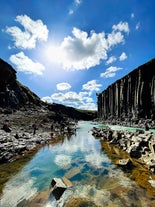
119,52 -> 127,61
42,91 -> 96,110
68,0 -> 82,15
106,56 -> 117,65
75,0 -> 82,5
131,13 -> 135,19
6,17 -> 129,72
10,52 -> 45,75
135,22 -> 140,30
51,91 -> 87,106
41,80 -> 101,110
60,27 -> 108,70
82,80 -> 102,92
52,21 -> 129,71
6,15 -> 48,49
56,82 -> 71,91
100,66 -> 122,78
112,21 -> 130,33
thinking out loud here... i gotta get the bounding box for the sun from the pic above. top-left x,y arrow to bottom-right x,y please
43,44 -> 62,64
41,41 -> 74,71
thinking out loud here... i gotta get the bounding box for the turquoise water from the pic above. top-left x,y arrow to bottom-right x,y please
0,121 -> 154,207
99,123 -> 155,133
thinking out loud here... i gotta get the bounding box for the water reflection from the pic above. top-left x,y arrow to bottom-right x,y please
0,121 -> 154,207
0,173 -> 37,207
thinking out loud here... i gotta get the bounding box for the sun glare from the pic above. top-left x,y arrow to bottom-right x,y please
44,44 -> 62,64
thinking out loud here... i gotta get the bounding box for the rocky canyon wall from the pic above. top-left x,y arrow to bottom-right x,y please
97,58 -> 155,123
0,58 -> 41,110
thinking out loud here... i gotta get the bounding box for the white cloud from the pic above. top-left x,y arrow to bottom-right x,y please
6,15 -> 48,49
131,13 -> 135,19
112,21 -> 129,33
107,31 -> 124,49
119,52 -> 127,61
51,91 -> 84,106
42,92 -> 97,110
107,22 -> 129,49
60,27 -> 108,70
10,52 -> 45,75
106,56 -> 117,64
69,9 -> 74,15
56,82 -> 71,91
43,21 -> 129,71
68,0 -> 82,15
83,97 -> 93,103
75,0 -> 82,5
41,96 -> 53,103
42,86 -> 98,110
135,22 -> 140,30
79,102 -> 97,111
82,80 -> 102,92
100,66 -> 122,78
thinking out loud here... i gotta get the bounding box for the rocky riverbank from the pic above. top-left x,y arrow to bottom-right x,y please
91,126 -> 155,196
0,108 -> 77,163
92,127 -> 155,173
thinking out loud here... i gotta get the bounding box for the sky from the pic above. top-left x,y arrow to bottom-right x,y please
0,0 -> 155,111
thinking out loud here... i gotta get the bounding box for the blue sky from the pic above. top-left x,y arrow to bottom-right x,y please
1,0 -> 155,110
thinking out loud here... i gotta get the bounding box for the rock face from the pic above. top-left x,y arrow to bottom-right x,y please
97,59 -> 155,123
0,58 -> 41,110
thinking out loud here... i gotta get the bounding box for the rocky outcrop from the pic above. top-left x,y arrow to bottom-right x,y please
97,58 -> 155,125
0,58 -> 41,111
92,127 -> 155,173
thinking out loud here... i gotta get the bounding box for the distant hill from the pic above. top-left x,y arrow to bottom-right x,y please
0,58 -> 96,120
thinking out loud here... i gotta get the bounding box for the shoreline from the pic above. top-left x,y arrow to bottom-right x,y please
92,126 -> 155,197
0,110 -> 77,164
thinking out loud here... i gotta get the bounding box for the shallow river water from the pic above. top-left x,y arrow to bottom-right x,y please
0,121 -> 155,207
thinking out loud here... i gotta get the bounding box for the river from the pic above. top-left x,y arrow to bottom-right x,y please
0,121 -> 154,207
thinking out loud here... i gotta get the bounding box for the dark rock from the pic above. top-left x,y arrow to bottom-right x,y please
97,58 -> 155,126
130,149 -> 141,159
0,58 -> 41,109
116,158 -> 134,171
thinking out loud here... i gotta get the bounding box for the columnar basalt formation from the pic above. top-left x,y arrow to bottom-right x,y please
97,59 -> 155,124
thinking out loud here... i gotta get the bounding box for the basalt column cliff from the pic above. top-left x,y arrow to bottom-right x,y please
97,59 -> 155,123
